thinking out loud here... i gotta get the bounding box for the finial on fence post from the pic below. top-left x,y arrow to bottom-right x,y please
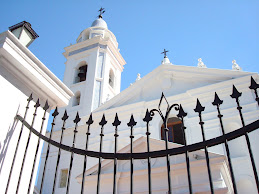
86,113 -> 94,125
43,100 -> 50,111
230,85 -> 242,99
28,93 -> 33,101
177,104 -> 187,118
249,76 -> 259,106
212,92 -> 223,106
73,112 -> 81,125
194,99 -> 205,113
62,110 -> 69,121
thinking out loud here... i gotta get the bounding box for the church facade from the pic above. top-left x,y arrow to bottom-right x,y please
36,14 -> 259,194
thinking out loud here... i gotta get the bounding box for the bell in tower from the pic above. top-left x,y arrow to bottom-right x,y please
77,65 -> 87,82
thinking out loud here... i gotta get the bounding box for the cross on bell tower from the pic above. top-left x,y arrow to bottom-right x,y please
98,7 -> 105,18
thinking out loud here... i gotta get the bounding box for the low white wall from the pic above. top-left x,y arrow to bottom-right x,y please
0,73 -> 49,194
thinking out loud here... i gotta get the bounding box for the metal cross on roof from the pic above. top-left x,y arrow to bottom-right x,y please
161,49 -> 169,58
98,7 -> 105,18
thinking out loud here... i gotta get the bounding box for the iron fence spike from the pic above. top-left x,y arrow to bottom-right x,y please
127,114 -> 137,127
62,110 -> 69,121
43,100 -> 50,111
34,98 -> 40,108
143,109 -> 152,122
249,76 -> 259,90
230,85 -> 242,99
212,92 -> 223,106
177,104 -> 187,118
194,98 -> 205,113
52,107 -> 59,117
99,114 -> 107,126
86,113 -> 94,125
28,93 -> 33,101
112,113 -> 121,127
74,112 -> 81,124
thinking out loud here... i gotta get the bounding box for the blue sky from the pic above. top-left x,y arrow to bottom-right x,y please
0,0 -> 258,91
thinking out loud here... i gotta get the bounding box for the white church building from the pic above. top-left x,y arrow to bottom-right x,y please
0,10 -> 257,194
33,11 -> 259,194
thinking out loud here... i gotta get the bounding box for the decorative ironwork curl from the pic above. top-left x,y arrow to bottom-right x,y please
149,93 -> 180,127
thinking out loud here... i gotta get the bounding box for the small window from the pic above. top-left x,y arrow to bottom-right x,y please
74,62 -> 87,83
109,70 -> 115,88
161,117 -> 184,144
72,92 -> 81,106
59,169 -> 68,188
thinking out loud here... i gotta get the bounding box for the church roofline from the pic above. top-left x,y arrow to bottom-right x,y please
94,63 -> 257,112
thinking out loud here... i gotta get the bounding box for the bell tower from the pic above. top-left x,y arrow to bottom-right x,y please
62,9 -> 126,116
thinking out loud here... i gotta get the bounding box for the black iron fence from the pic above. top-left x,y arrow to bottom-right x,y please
3,76 -> 259,194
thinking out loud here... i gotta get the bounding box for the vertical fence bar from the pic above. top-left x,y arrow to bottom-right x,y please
127,115 -> 137,194
52,110 -> 69,194
15,99 -> 40,194
66,112 -> 81,194
177,105 -> 192,194
27,101 -> 50,194
81,114 -> 94,194
5,94 -> 33,194
194,99 -> 214,194
143,109 -> 153,194
231,85 -> 259,191
212,92 -> 238,193
163,127 -> 172,194
249,76 -> 259,106
96,114 -> 107,194
112,113 -> 121,194
39,107 -> 59,194
150,93 -> 177,194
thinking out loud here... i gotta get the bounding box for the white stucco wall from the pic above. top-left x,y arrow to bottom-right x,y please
0,72 -> 49,193
0,30 -> 73,194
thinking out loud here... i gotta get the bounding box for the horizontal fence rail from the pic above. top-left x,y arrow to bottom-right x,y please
15,115 -> 259,160
3,76 -> 259,194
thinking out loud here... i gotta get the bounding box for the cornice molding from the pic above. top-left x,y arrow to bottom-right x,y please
0,30 -> 73,107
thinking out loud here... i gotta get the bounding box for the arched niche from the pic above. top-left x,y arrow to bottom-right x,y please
109,69 -> 115,88
72,91 -> 81,106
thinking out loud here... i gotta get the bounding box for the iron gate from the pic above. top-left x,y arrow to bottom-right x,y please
3,76 -> 259,194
